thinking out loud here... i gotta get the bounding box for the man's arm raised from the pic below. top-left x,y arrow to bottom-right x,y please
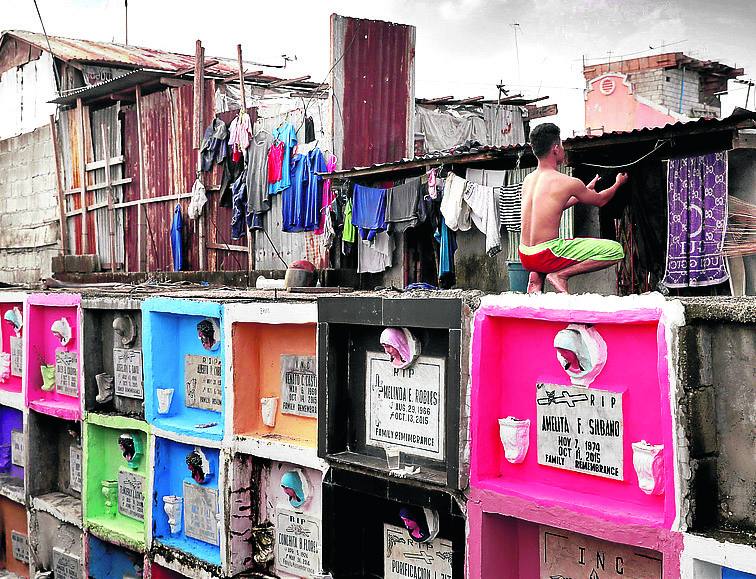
569,173 -> 628,208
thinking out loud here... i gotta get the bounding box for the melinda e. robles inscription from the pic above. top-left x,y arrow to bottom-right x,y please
114,348 -> 143,399
185,355 -> 222,412
280,355 -> 317,417
366,352 -> 446,460
536,383 -> 623,480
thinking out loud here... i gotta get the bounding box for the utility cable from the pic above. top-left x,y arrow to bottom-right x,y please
32,0 -> 61,94
579,139 -> 670,169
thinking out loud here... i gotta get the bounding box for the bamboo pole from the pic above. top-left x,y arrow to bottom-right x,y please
48,115 -> 68,256
76,98 -> 89,254
101,125 -> 117,273
237,43 -> 255,273
195,39 -> 207,271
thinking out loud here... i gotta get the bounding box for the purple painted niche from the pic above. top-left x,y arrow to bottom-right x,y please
0,406 -> 24,481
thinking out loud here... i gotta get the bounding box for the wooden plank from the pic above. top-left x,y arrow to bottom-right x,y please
207,242 -> 249,253
66,191 -> 193,217
64,177 -> 132,195
160,78 -> 193,88
76,98 -> 89,254
267,75 -> 311,88
49,115 -> 68,256
237,43 -> 254,272
100,125 -> 117,273
525,103 -> 559,120
135,85 -> 147,272
84,155 -> 124,171
195,40 -> 207,272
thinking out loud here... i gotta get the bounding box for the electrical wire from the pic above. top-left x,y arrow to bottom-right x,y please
579,140 -> 670,169
32,0 -> 61,93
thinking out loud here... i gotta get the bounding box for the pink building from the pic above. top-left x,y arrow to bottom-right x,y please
584,53 -> 743,134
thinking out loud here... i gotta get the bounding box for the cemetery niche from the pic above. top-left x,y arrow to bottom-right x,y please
86,534 -> 144,579
322,467 -> 464,579
26,410 -> 82,527
0,293 -> 25,397
318,296 -> 466,489
25,293 -> 82,420
0,494 -> 30,577
82,297 -> 145,419
228,453 -> 325,578
27,510 -> 83,578
0,404 -> 24,502
227,301 -> 319,455
83,415 -> 151,552
152,436 -> 223,571
143,298 -> 225,441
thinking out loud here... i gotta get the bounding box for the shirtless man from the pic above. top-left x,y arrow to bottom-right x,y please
520,123 -> 628,293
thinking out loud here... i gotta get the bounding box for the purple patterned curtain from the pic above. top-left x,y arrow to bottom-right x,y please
663,152 -> 729,288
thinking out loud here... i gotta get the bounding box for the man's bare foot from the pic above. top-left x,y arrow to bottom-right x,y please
546,273 -> 569,293
527,272 -> 544,293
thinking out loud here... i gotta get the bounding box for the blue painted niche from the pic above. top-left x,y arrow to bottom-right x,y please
152,436 -> 222,567
723,569 -> 756,579
87,534 -> 143,578
142,298 -> 224,441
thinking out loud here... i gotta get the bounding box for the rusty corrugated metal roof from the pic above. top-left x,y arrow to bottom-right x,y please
325,111 -> 756,178
2,30 -> 324,88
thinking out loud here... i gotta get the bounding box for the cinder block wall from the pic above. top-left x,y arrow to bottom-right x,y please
629,69 -> 720,117
0,125 -> 60,285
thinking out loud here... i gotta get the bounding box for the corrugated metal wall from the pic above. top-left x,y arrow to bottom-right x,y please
331,14 -> 415,170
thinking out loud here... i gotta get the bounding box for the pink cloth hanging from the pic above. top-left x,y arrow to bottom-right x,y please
315,154 -> 338,234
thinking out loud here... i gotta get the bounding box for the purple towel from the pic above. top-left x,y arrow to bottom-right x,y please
664,152 -> 729,288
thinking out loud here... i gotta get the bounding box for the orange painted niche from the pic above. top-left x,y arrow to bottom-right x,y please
232,322 -> 317,447
0,495 -> 30,577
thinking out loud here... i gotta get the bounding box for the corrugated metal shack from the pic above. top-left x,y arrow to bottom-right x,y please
326,111 -> 756,296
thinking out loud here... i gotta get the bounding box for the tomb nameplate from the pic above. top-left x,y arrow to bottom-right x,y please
539,526 -> 662,578
183,481 -> 219,546
184,355 -> 222,412
536,383 -> 624,480
11,429 -> 24,467
275,507 -> 321,576
11,531 -> 29,564
280,355 -> 317,417
384,524 -> 454,579
52,547 -> 81,579
69,445 -> 82,493
366,352 -> 446,460
9,336 -> 22,377
118,470 -> 145,520
55,351 -> 79,397
113,348 -> 144,399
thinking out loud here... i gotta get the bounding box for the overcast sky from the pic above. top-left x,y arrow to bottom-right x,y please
5,0 -> 755,135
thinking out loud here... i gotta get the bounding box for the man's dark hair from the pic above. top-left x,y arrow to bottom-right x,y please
530,123 -> 561,158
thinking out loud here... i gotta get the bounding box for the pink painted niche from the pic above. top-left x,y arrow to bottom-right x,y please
469,294 -> 681,530
24,293 -> 82,420
0,294 -> 26,394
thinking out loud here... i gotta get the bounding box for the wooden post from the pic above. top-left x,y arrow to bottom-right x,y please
237,43 -> 255,273
194,39 -> 207,271
48,115 -> 68,256
101,125 -> 117,273
135,85 -> 147,272
76,98 -> 89,254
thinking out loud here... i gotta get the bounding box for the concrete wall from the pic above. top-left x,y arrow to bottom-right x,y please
678,303 -> 756,536
0,124 -> 59,285
629,69 -> 720,118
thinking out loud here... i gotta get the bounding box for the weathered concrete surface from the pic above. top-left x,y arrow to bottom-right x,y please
679,299 -> 756,542
0,125 -> 60,285
28,510 -> 83,576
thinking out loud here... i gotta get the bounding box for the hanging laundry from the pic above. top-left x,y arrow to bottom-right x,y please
441,173 -> 500,256
358,231 -> 394,274
228,110 -> 253,162
386,177 -> 421,232
246,131 -> 274,228
283,153 -> 309,232
434,220 -> 457,288
342,198 -> 357,244
304,116 -> 316,143
440,172 -> 472,231
282,148 -> 327,232
230,170 -> 248,240
199,118 -> 228,172
663,151 -> 729,288
170,204 -> 183,271
267,141 -> 285,184
269,122 -> 298,195
188,176 -> 207,220
498,182 -> 523,233
304,148 -> 327,231
218,153 -> 244,208
352,184 -> 388,241
316,154 -> 338,234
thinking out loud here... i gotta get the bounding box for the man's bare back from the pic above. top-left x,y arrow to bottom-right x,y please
521,168 -> 579,247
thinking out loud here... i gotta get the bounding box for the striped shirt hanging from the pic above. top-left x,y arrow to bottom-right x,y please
498,183 -> 523,233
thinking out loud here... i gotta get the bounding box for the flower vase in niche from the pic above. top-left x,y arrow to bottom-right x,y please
379,327 -> 421,369
40,364 -> 56,391
186,448 -> 212,484
51,317 -> 73,347
553,324 -> 607,386
112,315 -> 137,347
102,480 -> 118,516
196,318 -> 221,351
156,388 -> 174,415
399,507 -> 440,544
163,495 -> 183,534
280,469 -> 311,509
632,441 -> 665,495
95,373 -> 115,404
498,417 -> 530,464
118,433 -> 143,469
260,396 -> 278,427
